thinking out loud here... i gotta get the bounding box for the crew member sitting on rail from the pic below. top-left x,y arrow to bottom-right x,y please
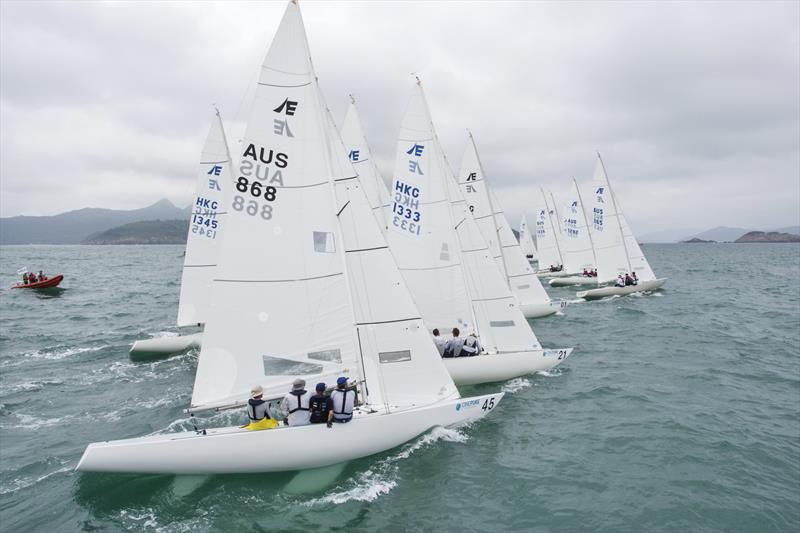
327,377 -> 355,426
432,328 -> 447,356
624,273 -> 633,286
615,275 -> 625,287
442,327 -> 464,358
582,269 -> 589,277
244,384 -> 278,430
309,382 -> 332,424
461,332 -> 482,356
280,378 -> 312,426
631,272 -> 638,285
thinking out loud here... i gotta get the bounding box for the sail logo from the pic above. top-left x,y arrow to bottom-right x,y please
273,98 -> 298,116
466,172 -> 477,182
273,119 -> 294,138
408,161 -> 423,175
406,144 -> 424,157
595,187 -> 605,204
348,150 -> 360,162
207,165 -> 223,176
570,201 -> 578,213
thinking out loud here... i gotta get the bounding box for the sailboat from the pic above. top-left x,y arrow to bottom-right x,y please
576,154 -> 667,300
129,108 -> 232,357
385,80 -> 572,386
518,215 -> 538,265
77,0 -> 503,475
340,96 -> 390,232
549,178 -> 600,287
456,133 -> 563,318
534,188 -> 569,277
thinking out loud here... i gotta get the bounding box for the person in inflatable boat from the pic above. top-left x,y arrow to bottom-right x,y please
243,384 -> 279,430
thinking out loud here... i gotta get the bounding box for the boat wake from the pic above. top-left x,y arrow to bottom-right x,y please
306,426 -> 468,505
0,459 -> 72,495
502,377 -> 532,393
1,345 -> 107,368
536,367 -> 564,378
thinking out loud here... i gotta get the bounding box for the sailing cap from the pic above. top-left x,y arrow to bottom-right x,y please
292,378 -> 306,390
250,384 -> 264,398
337,377 -> 348,386
316,382 -> 326,392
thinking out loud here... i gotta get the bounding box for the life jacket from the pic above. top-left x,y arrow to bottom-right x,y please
331,388 -> 355,421
284,389 -> 312,426
247,398 -> 272,421
309,394 -> 331,424
462,336 -> 480,355
443,337 -> 464,358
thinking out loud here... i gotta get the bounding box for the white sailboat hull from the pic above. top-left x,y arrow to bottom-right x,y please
576,278 -> 667,300
536,270 -> 573,279
75,393 -> 504,475
519,301 -> 565,318
548,276 -> 601,287
129,333 -> 203,358
444,348 -> 573,386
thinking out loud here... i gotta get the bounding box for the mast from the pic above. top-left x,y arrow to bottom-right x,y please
468,130 -> 511,287
597,152 -> 632,273
572,176 -> 598,269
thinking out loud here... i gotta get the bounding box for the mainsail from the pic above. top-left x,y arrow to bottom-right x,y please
559,178 -> 597,274
387,82 -> 541,354
177,109 -> 232,327
340,97 -> 390,233
535,188 -> 563,269
456,134 -> 553,314
518,215 -> 538,261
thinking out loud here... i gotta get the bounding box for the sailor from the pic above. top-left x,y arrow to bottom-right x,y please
631,272 -> 638,285
327,377 -> 355,426
442,328 -> 464,358
461,332 -> 482,356
309,382 -> 332,424
615,275 -> 625,287
244,384 -> 278,431
22,272 -> 29,284
280,378 -> 312,426
582,269 -> 589,277
432,328 -> 447,356
624,273 -> 633,286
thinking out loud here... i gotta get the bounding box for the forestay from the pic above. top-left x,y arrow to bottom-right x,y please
456,134 -> 552,312
177,109 -> 232,327
340,98 -> 390,233
559,178 -> 597,274
518,215 -> 538,261
535,188 -> 563,269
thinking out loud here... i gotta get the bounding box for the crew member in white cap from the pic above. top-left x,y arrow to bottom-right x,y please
280,378 -> 312,426
244,384 -> 278,430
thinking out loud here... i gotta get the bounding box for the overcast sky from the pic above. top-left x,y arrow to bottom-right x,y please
1,0 -> 798,235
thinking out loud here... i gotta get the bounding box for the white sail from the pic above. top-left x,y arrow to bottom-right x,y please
455,135 -> 553,316
177,109 -> 232,327
518,215 -> 538,261
388,82 -> 542,354
559,178 -> 597,274
535,188 -> 563,270
385,84 -> 474,334
191,3 -> 358,410
321,99 -> 459,409
597,155 -> 657,282
340,98 -> 390,233
587,155 -> 638,283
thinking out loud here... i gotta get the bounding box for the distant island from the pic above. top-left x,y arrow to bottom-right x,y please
682,237 -> 717,243
82,219 -> 189,245
734,231 -> 800,243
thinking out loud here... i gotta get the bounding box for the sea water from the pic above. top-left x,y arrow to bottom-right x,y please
0,244 -> 797,531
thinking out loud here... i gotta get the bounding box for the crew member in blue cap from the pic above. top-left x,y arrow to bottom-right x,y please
309,382 -> 332,424
327,377 -> 355,427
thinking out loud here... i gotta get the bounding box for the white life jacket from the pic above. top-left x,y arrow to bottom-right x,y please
282,390 -> 312,426
330,388 -> 355,421
462,335 -> 480,355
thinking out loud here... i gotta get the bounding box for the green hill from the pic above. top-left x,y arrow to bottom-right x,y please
82,219 -> 189,245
